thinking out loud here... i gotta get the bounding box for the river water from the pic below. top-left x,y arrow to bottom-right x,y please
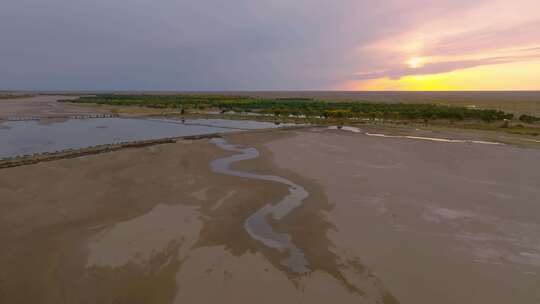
210,138 -> 310,273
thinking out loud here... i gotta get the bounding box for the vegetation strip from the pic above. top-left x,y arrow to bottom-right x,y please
65,94 -> 522,122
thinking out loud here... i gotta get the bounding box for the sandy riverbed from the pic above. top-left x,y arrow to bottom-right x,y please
266,128 -> 540,303
0,128 -> 539,303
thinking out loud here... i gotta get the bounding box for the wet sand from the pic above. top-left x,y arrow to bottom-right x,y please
0,130 -> 400,303
210,138 -> 311,273
266,128 -> 540,303
0,128 -> 538,303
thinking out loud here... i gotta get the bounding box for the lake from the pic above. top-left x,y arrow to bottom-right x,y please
0,117 -> 289,158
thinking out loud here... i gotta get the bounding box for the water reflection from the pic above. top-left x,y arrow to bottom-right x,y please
0,118 -> 289,158
210,138 -> 310,273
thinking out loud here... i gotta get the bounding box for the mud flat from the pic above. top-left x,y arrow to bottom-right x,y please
0,130 -> 398,304
210,138 -> 310,273
265,128 -> 540,304
0,127 -> 538,303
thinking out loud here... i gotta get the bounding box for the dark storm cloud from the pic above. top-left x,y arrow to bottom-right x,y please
0,0 -> 356,90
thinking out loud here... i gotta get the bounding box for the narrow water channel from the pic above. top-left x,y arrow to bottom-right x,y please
210,138 -> 311,273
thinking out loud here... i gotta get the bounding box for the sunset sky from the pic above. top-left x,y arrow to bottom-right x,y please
1,0 -> 539,90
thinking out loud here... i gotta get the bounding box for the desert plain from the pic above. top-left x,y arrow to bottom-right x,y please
0,95 -> 539,304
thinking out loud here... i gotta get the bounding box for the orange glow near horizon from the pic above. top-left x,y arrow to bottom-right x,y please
348,60 -> 540,91
344,0 -> 540,92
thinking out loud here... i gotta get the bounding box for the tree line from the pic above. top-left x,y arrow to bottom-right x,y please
65,95 -> 518,122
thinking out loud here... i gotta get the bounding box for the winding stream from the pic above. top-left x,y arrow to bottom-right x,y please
210,138 -> 310,273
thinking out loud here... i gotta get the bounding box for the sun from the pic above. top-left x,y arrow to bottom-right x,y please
406,57 -> 424,69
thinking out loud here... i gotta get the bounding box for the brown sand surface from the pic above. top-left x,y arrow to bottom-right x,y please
1,128 -> 538,303
0,131 -> 398,304
265,128 -> 540,304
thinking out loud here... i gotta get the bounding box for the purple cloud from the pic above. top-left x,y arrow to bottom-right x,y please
0,0 -> 538,90
351,53 -> 540,80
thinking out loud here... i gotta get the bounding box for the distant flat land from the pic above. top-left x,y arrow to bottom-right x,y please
218,91 -> 540,116
0,93 -> 34,99
18,91 -> 540,116
0,95 -> 109,118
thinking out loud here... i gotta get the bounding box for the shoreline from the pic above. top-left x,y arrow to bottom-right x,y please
3,121 -> 538,170
1,124 -> 538,303
0,125 -> 309,169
